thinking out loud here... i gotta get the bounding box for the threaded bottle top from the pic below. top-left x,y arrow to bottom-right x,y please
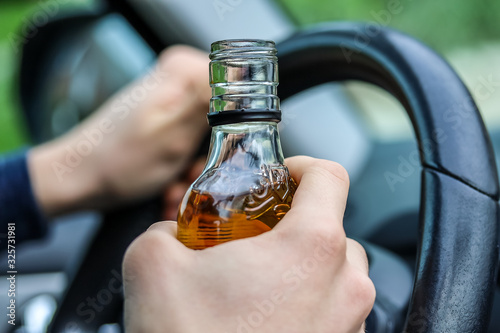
208,39 -> 281,126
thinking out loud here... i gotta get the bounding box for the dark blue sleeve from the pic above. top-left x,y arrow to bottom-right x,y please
0,149 -> 48,246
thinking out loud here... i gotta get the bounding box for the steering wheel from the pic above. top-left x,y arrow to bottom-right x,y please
49,23 -> 499,332
277,22 -> 499,332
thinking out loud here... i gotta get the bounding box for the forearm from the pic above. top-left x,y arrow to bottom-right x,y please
28,138 -> 102,217
27,45 -> 210,217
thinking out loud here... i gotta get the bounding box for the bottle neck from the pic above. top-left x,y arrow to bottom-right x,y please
204,122 -> 285,172
208,40 -> 280,125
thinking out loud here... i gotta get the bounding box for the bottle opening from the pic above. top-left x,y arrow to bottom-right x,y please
208,39 -> 281,126
210,40 -> 277,60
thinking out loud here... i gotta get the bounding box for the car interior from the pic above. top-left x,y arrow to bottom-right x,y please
0,0 -> 499,332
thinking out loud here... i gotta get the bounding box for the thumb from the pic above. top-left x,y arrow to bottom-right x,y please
145,221 -> 190,253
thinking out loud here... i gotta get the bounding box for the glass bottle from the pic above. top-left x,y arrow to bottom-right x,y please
177,40 -> 296,250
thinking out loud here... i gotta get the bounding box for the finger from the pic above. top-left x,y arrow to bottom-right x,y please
187,157 -> 206,182
142,221 -> 189,253
156,45 -> 211,104
147,221 -> 178,238
163,182 -> 190,220
278,156 -> 350,230
346,238 -> 370,275
123,221 -> 185,296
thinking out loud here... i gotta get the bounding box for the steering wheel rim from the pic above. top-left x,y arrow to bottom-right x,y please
277,22 -> 499,332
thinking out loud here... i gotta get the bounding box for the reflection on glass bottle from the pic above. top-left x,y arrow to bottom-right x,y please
177,40 -> 296,249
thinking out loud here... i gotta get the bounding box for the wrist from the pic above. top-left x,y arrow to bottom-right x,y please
28,136 -> 103,217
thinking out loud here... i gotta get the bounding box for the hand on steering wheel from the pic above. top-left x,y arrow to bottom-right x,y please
29,46 -> 211,217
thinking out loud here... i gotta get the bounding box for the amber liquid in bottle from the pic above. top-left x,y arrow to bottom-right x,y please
178,167 -> 296,249
178,39 -> 293,249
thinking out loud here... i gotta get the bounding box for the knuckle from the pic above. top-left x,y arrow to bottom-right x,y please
359,274 -> 376,305
360,277 -> 376,316
348,239 -> 369,270
158,45 -> 197,65
147,221 -> 167,232
307,223 -> 346,259
349,239 -> 367,257
122,237 -> 143,279
157,46 -> 206,78
311,160 -> 350,187
122,231 -> 167,277
278,211 -> 347,261
156,46 -> 209,105
348,271 -> 377,316
350,238 -> 367,255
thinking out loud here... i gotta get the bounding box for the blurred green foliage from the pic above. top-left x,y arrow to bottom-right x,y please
0,1 -> 36,152
0,0 -> 95,152
281,0 -> 500,52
